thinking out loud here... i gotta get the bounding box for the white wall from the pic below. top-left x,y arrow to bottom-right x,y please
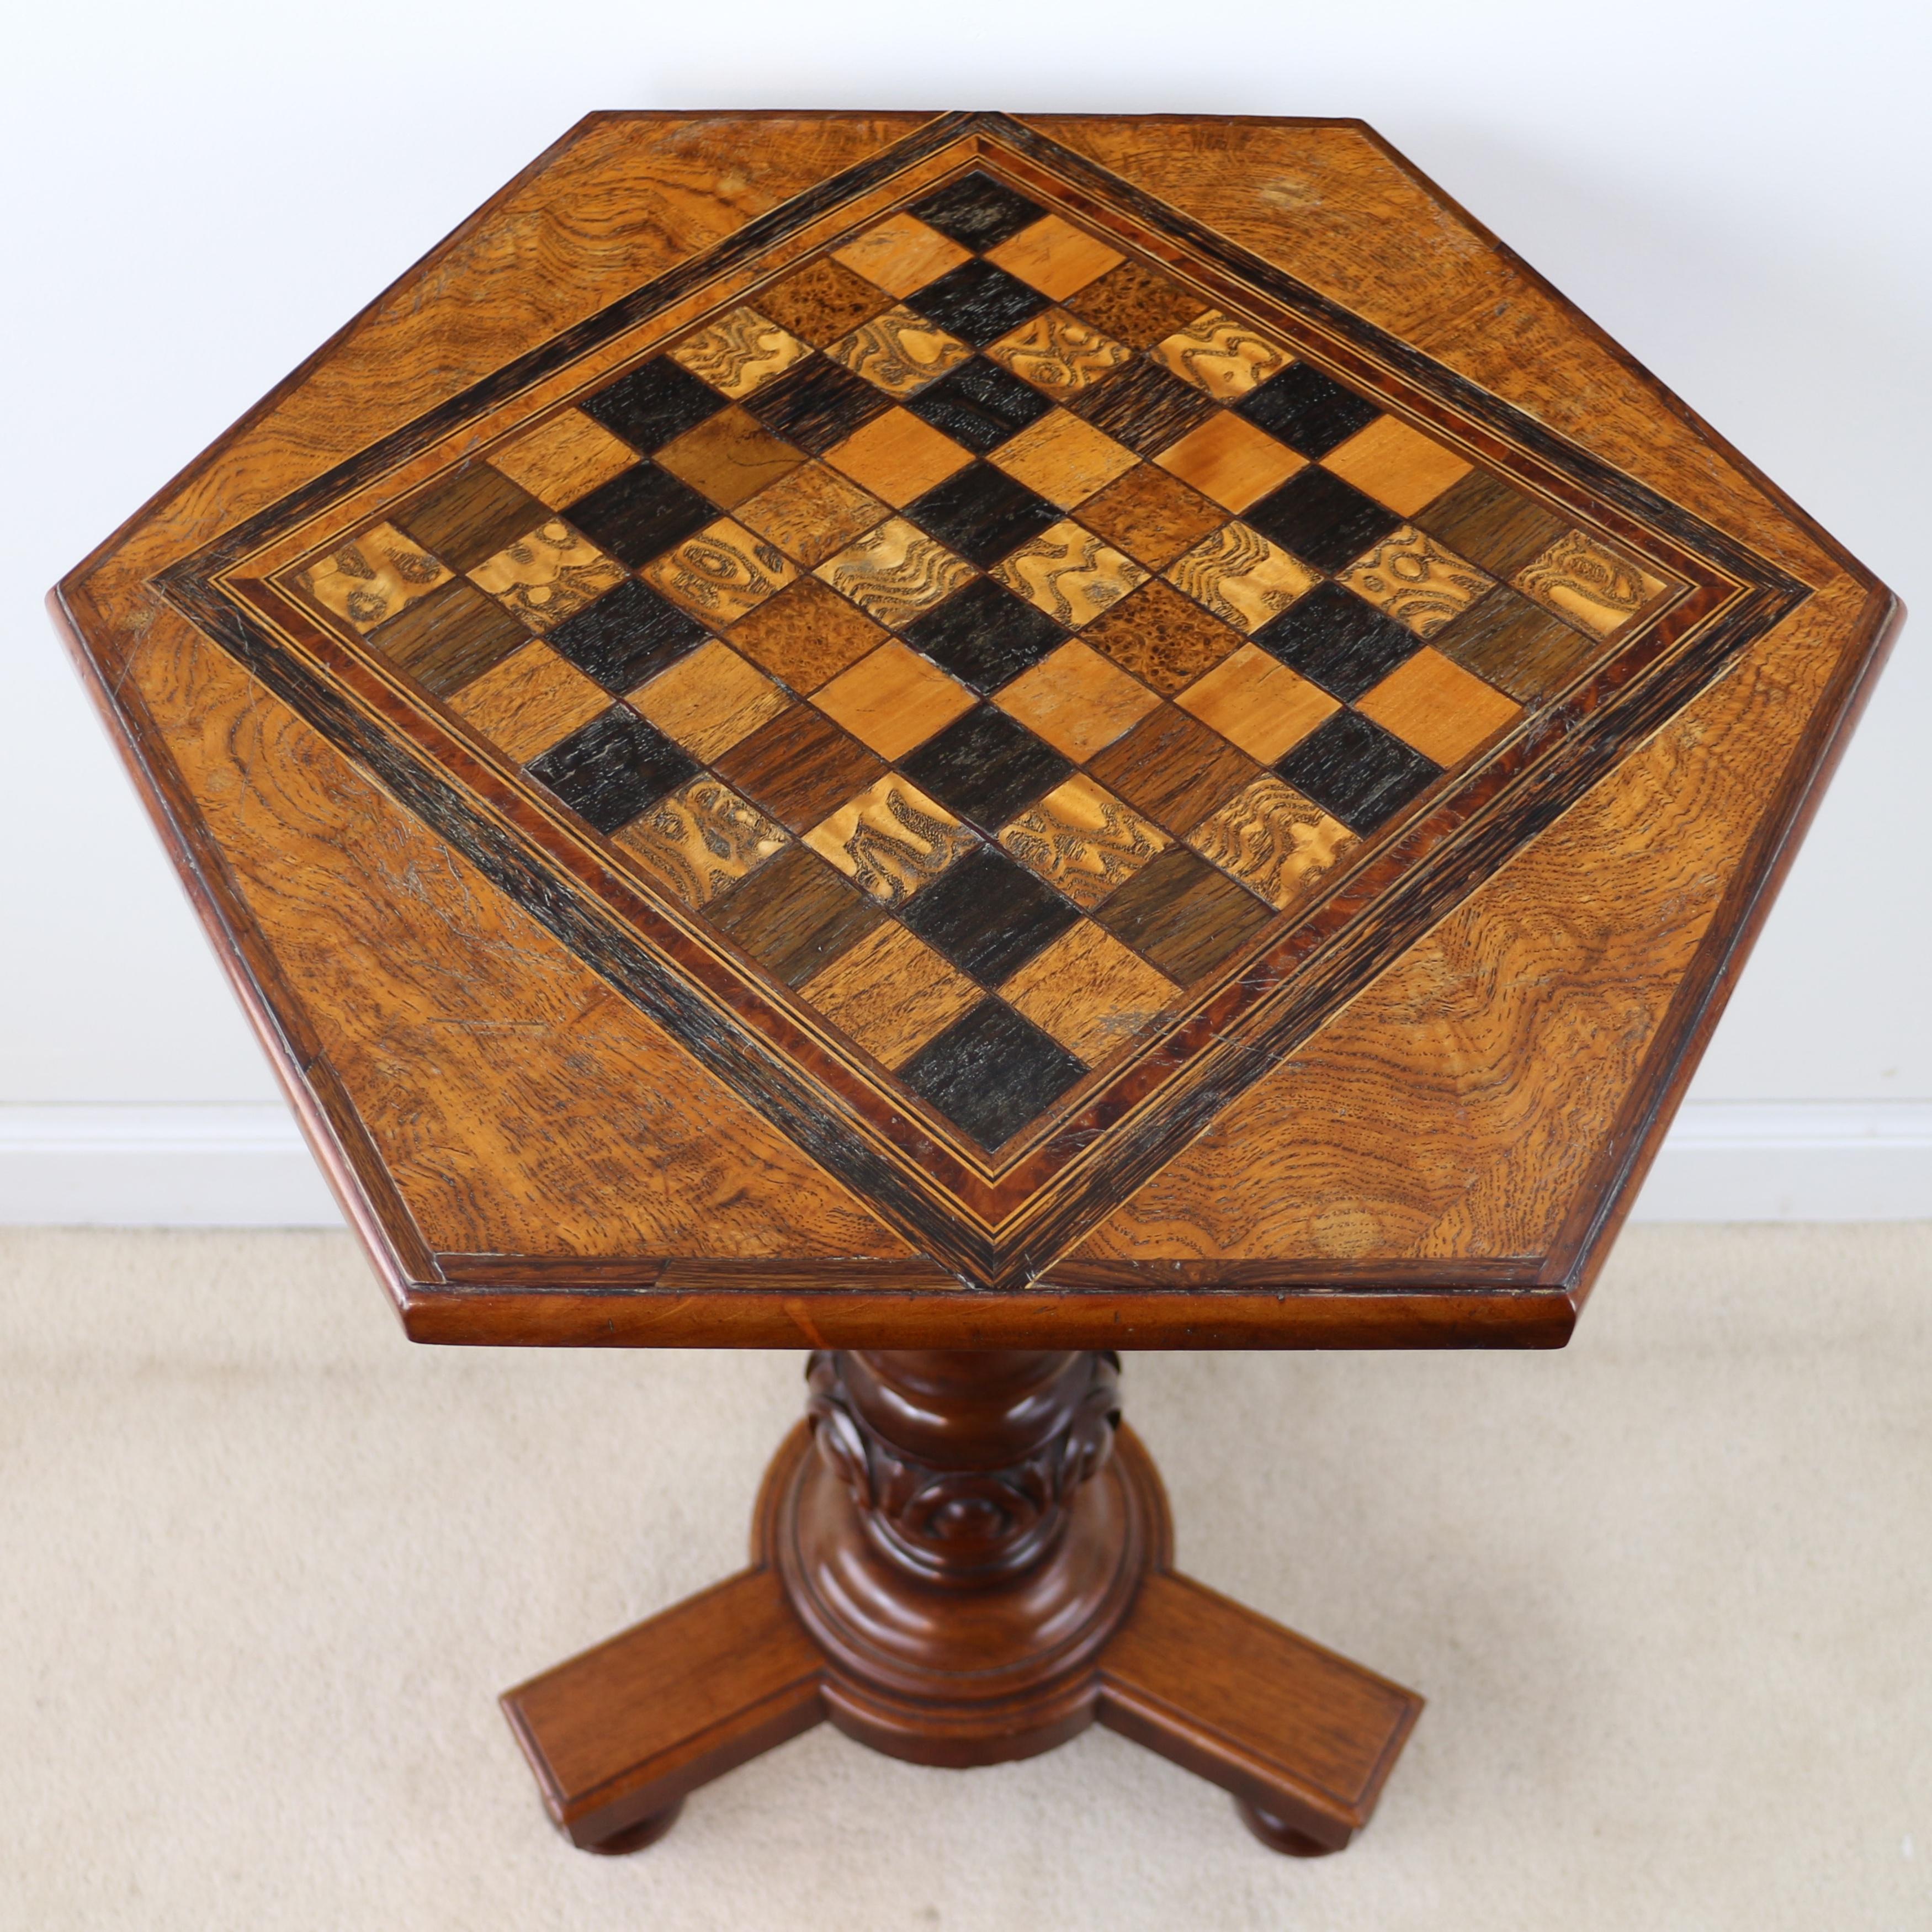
3,0 -> 1925,1219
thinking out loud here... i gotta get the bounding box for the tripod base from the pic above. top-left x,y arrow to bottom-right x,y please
503,1360 -> 1421,1857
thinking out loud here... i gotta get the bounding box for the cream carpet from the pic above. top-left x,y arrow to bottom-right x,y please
2,1224 -> 1928,1928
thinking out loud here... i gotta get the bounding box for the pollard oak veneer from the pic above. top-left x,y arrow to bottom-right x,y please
53,112 -> 1898,1857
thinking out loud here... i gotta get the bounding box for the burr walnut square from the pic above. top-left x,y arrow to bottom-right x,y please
992,523 -> 1149,631
797,922 -> 981,1069
814,518 -> 975,629
488,409 -> 639,509
628,638 -> 790,762
444,639 -> 613,764
668,305 -> 811,400
1071,465 -> 1227,572
992,638 -> 1162,763
988,410 -> 1139,509
1153,412 -> 1304,513
811,639 -> 978,760
614,776 -> 788,909
754,256 -> 895,347
726,576 -> 888,694
1318,415 -> 1473,518
1175,644 -> 1339,764
641,518 -> 800,625
654,406 -> 806,510
824,408 -> 974,507
803,772 -> 976,906
1066,260 -> 1211,349
734,460 -> 890,568
1080,579 -> 1243,697
833,213 -> 972,299
996,772 -> 1170,910
1353,646 -> 1522,766
1185,775 -> 1357,911
999,920 -> 1180,1062
984,215 -> 1124,301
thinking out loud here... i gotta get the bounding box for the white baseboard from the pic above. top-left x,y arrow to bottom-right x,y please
0,1100 -> 1926,1229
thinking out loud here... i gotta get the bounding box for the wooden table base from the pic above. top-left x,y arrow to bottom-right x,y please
502,1352 -> 1422,1855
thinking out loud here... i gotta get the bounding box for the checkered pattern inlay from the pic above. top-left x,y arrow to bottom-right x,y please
293,167 -> 1675,1153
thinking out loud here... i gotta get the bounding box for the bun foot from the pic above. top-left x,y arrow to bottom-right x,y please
584,1800 -> 684,1854
1236,1799 -> 1339,1856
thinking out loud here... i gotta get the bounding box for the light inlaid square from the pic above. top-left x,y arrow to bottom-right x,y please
803,773 -> 975,906
736,460 -> 890,567
989,410 -> 1139,509
1319,415 -> 1473,517
299,522 -> 450,633
614,777 -> 788,907
991,522 -> 1149,630
1154,412 -> 1304,512
1186,776 -> 1358,911
1150,312 -> 1292,399
1339,526 -> 1494,638
999,920 -> 1180,1061
985,215 -> 1125,301
1174,645 -> 1339,763
668,305 -> 810,399
811,639 -> 977,760
1354,646 -> 1522,766
993,639 -> 1162,763
642,518 -> 800,625
824,408 -> 974,507
628,638 -> 790,761
1515,530 -> 1671,638
655,406 -> 805,509
444,640 -> 612,764
832,214 -> 971,299
1165,524 -> 1319,633
997,772 -> 1170,909
985,310 -> 1132,397
814,518 -> 975,629
488,409 -> 639,508
468,520 -> 626,634
798,921 -> 980,1068
824,306 -> 972,398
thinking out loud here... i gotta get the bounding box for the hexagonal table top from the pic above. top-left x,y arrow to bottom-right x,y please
53,113 -> 1898,1347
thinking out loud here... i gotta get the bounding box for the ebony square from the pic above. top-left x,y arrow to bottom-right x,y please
905,357 -> 1053,454
1251,581 -> 1421,700
898,705 -> 1073,834
899,998 -> 1086,1149
391,463 -> 548,573
900,577 -> 1066,693
900,845 -> 1079,986
904,464 -> 1060,570
740,356 -> 891,455
1274,709 -> 1440,832
547,577 -> 709,693
565,463 -> 716,569
1235,363 -> 1382,458
582,355 -> 728,454
1069,357 -> 1217,456
906,259 -> 1051,349
527,705 -> 699,834
907,172 -> 1046,252
1241,467 -> 1404,575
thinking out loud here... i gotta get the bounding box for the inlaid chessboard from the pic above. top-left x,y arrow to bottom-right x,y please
155,116 -> 1803,1288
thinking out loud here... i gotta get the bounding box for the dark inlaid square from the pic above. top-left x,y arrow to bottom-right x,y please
740,355 -> 892,456
900,845 -> 1080,986
1068,357 -> 1217,457
582,355 -> 728,454
1073,463 -> 1227,572
1066,259 -> 1212,351
900,576 -> 1066,693
899,704 -> 1073,833
905,357 -> 1054,454
712,703 -> 888,832
1274,709 -> 1441,832
755,257 -> 895,347
564,463 -> 716,569
1081,580 -> 1243,697
1091,845 -> 1272,985
1413,469 -> 1570,578
904,463 -> 1060,570
1431,584 -> 1606,703
907,259 -> 1052,349
1252,581 -> 1421,700
710,842 -> 886,988
907,173 -> 1045,252
1235,363 -> 1382,458
1085,704 -> 1262,836
391,463 -> 548,573
526,705 -> 699,834
368,577 -> 530,697
899,997 -> 1086,1149
546,577 -> 709,693
1241,466 -> 1404,575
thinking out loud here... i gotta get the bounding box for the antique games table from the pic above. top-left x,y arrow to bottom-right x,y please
54,112 -> 1898,1858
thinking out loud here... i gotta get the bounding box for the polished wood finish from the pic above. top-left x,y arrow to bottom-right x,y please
503,1354 -> 1420,1853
